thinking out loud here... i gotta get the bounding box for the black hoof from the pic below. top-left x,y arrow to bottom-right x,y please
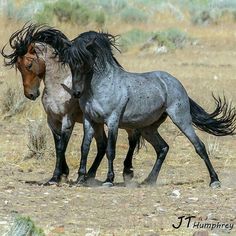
43,174 -> 69,186
76,175 -> 86,186
123,168 -> 134,182
141,178 -> 156,186
44,177 -> 60,186
102,177 -> 114,187
210,180 -> 221,188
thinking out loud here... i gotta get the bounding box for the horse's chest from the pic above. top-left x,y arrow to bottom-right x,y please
42,92 -> 69,116
84,100 -> 106,123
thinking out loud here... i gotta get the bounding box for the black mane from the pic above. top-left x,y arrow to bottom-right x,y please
2,23 -> 122,72
63,31 -> 122,71
1,22 -> 70,67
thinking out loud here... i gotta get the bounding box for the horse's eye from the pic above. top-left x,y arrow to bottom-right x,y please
27,62 -> 33,70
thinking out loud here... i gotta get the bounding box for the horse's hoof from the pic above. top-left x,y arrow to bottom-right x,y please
44,174 -> 69,186
43,176 -> 60,186
43,181 -> 58,186
123,169 -> 134,182
210,181 -> 221,188
102,182 -> 114,187
123,174 -> 133,183
141,178 -> 156,186
76,175 -> 86,186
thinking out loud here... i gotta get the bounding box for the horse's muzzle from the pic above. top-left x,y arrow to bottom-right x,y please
25,90 -> 40,100
73,91 -> 81,98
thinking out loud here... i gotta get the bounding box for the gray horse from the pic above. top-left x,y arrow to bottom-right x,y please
54,30 -> 235,188
1,25 -> 140,185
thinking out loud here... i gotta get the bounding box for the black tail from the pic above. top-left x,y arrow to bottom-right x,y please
136,134 -> 146,153
189,95 -> 236,136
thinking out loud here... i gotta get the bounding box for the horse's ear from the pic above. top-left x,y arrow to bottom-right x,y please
61,83 -> 74,97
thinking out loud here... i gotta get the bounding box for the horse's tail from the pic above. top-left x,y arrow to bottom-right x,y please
189,95 -> 236,136
127,130 -> 145,153
136,135 -> 146,153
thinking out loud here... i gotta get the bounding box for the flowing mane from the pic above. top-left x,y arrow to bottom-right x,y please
1,23 -> 70,67
63,31 -> 123,72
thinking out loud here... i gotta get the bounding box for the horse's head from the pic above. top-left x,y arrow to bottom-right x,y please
62,31 -> 121,99
2,23 -> 69,100
62,60 -> 91,99
70,60 -> 92,99
16,44 -> 45,100
62,38 -> 95,99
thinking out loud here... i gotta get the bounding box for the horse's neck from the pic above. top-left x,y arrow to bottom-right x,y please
37,45 -> 72,93
81,63 -> 115,100
92,61 -> 117,85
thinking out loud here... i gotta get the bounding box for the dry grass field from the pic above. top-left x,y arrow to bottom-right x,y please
0,2 -> 235,235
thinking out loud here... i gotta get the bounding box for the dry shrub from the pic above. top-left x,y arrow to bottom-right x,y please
5,215 -> 45,236
0,83 -> 26,119
206,135 -> 220,158
25,119 -> 47,159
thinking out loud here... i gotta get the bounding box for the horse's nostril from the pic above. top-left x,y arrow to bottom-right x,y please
74,91 -> 81,98
26,91 -> 40,100
27,93 -> 36,100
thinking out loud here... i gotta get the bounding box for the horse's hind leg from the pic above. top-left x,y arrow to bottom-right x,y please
122,129 -> 140,182
140,114 -> 169,185
167,106 -> 220,188
141,126 -> 169,185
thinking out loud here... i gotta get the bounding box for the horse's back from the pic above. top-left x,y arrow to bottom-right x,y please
144,70 -> 190,106
127,70 -> 191,125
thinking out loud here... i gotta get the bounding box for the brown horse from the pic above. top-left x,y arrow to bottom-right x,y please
2,30 -> 140,185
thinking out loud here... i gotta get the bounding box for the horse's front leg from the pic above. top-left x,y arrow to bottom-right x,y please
46,115 -> 74,185
76,117 -> 95,185
87,124 -> 107,180
103,117 -> 119,187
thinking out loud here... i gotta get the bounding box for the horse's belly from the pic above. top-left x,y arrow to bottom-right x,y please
120,106 -> 165,128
